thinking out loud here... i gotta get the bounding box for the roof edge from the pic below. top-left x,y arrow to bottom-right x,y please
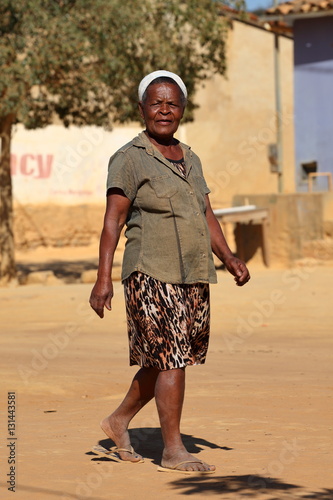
261,9 -> 333,23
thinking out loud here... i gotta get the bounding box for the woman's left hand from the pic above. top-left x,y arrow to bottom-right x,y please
223,256 -> 250,286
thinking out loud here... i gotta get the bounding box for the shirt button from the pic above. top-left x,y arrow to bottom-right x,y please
196,212 -> 199,216
189,191 -> 194,195
202,253 -> 206,258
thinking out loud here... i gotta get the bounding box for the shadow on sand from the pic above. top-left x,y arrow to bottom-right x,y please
90,427 -> 230,465
88,427 -> 332,499
17,258 -> 99,283
167,475 -> 333,499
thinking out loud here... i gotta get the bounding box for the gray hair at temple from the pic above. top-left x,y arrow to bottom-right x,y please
138,70 -> 187,106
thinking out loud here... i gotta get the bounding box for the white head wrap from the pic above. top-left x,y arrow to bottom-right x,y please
138,70 -> 187,101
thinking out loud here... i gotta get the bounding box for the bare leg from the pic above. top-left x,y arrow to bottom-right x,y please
101,366 -> 159,462
155,368 -> 215,472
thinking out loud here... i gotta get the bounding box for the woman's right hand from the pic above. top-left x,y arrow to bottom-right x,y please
89,279 -> 114,318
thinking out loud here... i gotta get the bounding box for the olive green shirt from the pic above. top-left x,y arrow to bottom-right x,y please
107,131 -> 217,284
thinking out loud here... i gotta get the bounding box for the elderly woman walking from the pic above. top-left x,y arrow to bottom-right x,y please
89,70 -> 250,474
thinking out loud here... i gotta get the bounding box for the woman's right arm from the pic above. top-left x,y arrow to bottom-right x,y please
89,188 -> 131,318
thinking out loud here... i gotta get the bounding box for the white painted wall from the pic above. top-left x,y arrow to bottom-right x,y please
11,124 -> 142,205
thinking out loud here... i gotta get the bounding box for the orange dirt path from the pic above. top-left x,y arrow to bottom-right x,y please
0,263 -> 332,499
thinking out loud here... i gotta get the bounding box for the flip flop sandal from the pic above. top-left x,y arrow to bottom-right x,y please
92,444 -> 144,463
157,460 -> 215,474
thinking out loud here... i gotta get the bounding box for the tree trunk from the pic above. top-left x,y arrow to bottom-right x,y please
0,114 -> 16,284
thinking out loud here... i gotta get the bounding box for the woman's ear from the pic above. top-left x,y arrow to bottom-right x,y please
138,102 -> 145,121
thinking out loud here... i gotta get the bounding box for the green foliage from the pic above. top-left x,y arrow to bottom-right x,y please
0,0 -> 230,128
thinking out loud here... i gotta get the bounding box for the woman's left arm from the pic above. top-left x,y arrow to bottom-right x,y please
205,195 -> 250,286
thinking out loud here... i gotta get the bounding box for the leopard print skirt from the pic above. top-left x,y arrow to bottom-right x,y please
123,271 -> 210,371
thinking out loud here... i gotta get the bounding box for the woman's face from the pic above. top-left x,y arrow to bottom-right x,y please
139,83 -> 185,141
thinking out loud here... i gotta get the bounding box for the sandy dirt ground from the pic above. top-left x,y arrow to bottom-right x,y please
0,255 -> 332,500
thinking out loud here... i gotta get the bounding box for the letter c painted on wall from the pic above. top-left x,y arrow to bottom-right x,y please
21,154 -> 36,176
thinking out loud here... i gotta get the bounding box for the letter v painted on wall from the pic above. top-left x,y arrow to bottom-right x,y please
36,154 -> 53,178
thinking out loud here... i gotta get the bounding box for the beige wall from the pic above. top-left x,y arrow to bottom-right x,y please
184,20 -> 295,208
233,193 -> 333,266
234,193 -> 323,265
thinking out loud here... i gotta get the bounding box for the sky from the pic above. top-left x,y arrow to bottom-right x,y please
245,0 -> 273,12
